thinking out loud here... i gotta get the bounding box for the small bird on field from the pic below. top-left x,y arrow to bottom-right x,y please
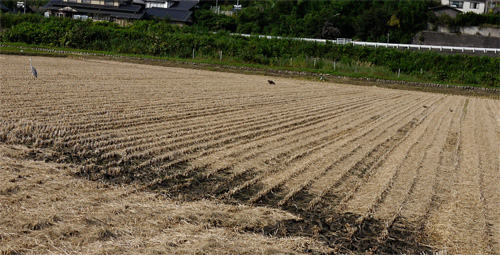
268,80 -> 275,85
449,108 -> 453,112
423,105 -> 428,108
30,58 -> 37,79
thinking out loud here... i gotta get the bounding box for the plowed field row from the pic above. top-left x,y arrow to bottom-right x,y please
1,55 -> 499,254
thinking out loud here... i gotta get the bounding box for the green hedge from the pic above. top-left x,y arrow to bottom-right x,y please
455,12 -> 500,27
0,13 -> 44,29
1,16 -> 498,87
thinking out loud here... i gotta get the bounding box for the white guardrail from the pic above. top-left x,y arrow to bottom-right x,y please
232,33 -> 500,54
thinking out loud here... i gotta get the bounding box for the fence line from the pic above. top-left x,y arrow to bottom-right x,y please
231,33 -> 500,54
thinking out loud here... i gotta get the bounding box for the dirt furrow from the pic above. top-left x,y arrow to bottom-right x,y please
102,98 -> 338,161
142,93 -> 397,187
373,97 -> 460,253
268,96 -> 437,208
397,97 -> 463,242
335,96 -> 461,254
184,93 -> 397,173
125,93 -> 373,159
468,99 -> 500,254
344,96 -> 457,217
374,97 -> 464,223
80,98 -> 354,180
150,93 -> 403,198
36,97 -> 305,148
420,98 -> 490,254
242,95 -> 440,208
335,113 -> 427,211
304,96 -> 443,210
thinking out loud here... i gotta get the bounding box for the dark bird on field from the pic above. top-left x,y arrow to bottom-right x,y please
30,58 -> 37,79
423,105 -> 428,108
268,80 -> 275,85
450,108 -> 453,112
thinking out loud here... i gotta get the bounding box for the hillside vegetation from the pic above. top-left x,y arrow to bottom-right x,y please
198,0 -> 436,43
197,0 -> 499,41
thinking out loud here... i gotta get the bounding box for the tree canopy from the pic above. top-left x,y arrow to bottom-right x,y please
195,0 -> 439,43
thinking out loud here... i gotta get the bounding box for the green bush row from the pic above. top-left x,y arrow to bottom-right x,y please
1,16 -> 498,87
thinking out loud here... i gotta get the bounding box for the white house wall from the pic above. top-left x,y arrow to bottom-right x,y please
440,0 -> 486,13
462,1 -> 486,13
62,0 -> 120,6
145,1 -> 173,9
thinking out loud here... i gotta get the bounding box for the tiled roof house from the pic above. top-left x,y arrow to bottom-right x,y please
43,0 -> 199,25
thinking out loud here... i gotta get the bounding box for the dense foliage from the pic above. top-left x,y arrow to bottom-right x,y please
455,12 -> 500,26
0,13 -> 44,29
195,0 -> 438,43
430,11 -> 500,29
2,15 -> 498,87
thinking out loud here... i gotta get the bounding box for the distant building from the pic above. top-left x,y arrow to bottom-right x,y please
8,2 -> 36,13
43,0 -> 199,25
429,5 -> 463,18
440,0 -> 487,14
145,0 -> 199,25
210,1 -> 242,17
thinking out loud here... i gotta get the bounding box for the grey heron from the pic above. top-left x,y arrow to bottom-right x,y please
30,58 -> 37,79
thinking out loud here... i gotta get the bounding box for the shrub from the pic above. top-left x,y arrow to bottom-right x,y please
1,17 -> 498,87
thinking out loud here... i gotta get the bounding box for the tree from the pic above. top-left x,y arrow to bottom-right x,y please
321,20 -> 340,39
355,7 -> 391,41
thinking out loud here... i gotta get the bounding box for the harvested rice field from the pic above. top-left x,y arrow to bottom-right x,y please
1,55 -> 499,254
